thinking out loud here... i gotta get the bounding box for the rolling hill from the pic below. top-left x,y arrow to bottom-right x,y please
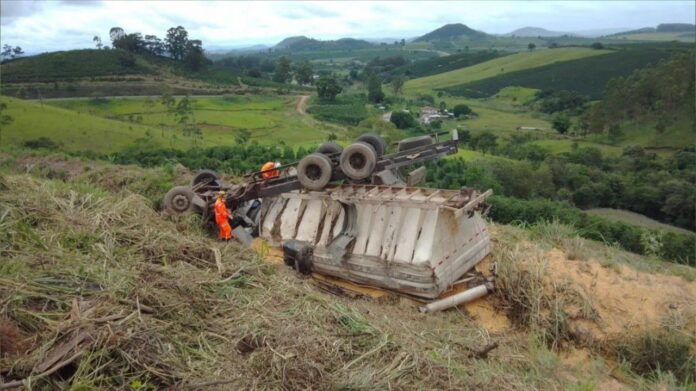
404,47 -> 610,95
413,23 -> 488,42
273,36 -> 373,51
0,49 -> 154,83
440,45 -> 679,99
387,50 -> 505,79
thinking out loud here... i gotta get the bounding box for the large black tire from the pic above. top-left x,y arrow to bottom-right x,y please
398,135 -> 433,152
191,169 -> 219,188
356,133 -> 387,157
297,153 -> 333,191
340,142 -> 377,180
163,186 -> 195,214
316,141 -> 343,156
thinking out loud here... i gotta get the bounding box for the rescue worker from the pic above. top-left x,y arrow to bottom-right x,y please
260,161 -> 281,179
213,191 -> 232,241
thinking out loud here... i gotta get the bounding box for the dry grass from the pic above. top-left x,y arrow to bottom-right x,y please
1,154 -> 693,389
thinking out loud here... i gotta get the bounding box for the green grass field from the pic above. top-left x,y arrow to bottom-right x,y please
404,47 -> 610,95
586,208 -> 693,235
1,95 -> 345,153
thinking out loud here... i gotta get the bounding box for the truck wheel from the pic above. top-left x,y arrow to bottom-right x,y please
398,135 -> 432,152
163,186 -> 194,214
340,142 -> 377,180
356,133 -> 387,157
316,141 -> 343,156
297,153 -> 333,191
191,169 -> 219,188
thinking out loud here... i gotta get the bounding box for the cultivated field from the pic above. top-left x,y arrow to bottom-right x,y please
404,47 -> 610,95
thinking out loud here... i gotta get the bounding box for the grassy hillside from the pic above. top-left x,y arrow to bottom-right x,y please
611,31 -> 695,42
1,153 -> 694,389
388,50 -> 505,79
0,96 -> 176,153
0,95 -> 344,153
0,49 -> 154,82
587,208 -> 694,235
404,47 -> 610,95
441,47 -> 676,99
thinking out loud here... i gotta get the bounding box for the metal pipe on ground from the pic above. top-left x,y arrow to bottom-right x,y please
419,282 -> 494,313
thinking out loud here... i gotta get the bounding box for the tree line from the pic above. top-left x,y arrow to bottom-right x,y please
92,26 -> 209,71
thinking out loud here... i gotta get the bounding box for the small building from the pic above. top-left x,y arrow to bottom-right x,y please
420,106 -> 453,124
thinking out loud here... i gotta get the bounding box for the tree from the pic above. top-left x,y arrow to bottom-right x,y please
390,111 -> 416,129
591,42 -> 604,50
367,73 -> 385,103
144,35 -> 165,56
552,114 -> 571,134
316,74 -> 342,101
1,45 -> 23,60
439,101 -> 447,112
470,132 -> 498,154
273,56 -> 292,83
400,38 -> 406,46
184,39 -> 207,71
295,61 -> 313,85
165,26 -> 189,60
608,124 -> 624,143
109,27 -> 125,44
528,43 -> 536,51
175,96 -> 200,138
390,76 -> 406,95
453,104 -> 472,118
93,36 -> 103,50
0,102 -> 13,145
113,33 -> 145,53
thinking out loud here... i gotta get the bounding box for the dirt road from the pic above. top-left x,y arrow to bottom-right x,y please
296,95 -> 310,115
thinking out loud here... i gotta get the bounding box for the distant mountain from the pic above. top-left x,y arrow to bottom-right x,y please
274,36 -> 373,51
414,23 -> 488,42
505,27 -> 571,37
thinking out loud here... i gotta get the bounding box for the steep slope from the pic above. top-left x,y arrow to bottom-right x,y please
404,47 -> 610,94
1,154 -> 693,389
413,23 -> 488,42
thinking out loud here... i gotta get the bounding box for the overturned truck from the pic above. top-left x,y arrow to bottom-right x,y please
163,131 -> 492,299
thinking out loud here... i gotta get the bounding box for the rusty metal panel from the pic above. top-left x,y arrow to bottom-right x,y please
393,207 -> 422,263
280,198 -> 304,240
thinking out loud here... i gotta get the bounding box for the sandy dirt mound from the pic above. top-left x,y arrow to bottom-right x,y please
545,248 -> 696,340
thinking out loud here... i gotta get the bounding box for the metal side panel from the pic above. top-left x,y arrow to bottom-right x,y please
280,198 -> 304,240
379,206 -> 401,260
353,204 -> 375,255
295,199 -> 326,243
317,202 -> 343,247
412,209 -> 438,265
393,207 -> 423,263
332,207 -> 345,238
364,206 -> 388,257
261,198 -> 287,240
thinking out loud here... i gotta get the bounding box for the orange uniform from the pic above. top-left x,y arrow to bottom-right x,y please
261,161 -> 280,179
214,197 -> 232,240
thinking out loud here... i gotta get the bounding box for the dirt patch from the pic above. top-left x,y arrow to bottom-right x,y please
295,95 -> 310,115
545,248 -> 696,339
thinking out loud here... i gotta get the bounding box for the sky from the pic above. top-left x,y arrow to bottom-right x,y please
1,0 -> 694,53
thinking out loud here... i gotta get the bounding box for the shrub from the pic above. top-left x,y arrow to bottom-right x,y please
389,111 -> 417,129
23,137 -> 59,150
453,104 -> 472,118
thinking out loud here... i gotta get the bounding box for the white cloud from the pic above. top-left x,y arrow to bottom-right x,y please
0,1 -> 693,53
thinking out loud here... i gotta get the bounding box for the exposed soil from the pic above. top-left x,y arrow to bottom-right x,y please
295,95 -> 310,115
545,248 -> 696,340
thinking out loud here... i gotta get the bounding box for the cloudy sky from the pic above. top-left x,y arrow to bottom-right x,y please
1,1 -> 694,53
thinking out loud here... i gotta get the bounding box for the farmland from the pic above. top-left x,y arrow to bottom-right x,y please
441,45 -> 681,99
403,47 -> 610,95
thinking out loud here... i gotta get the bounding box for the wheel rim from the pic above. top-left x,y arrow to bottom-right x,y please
171,193 -> 191,212
306,164 -> 322,180
349,153 -> 366,170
